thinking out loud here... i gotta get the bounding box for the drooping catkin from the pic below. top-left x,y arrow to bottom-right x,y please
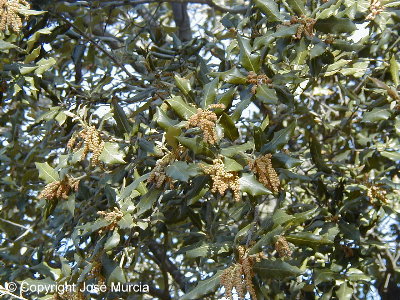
38,176 -> 80,201
67,125 -> 105,166
366,0 -> 384,20
187,104 -> 225,144
246,71 -> 272,94
248,154 -> 280,193
275,236 -> 293,258
0,0 -> 30,32
220,246 -> 266,300
97,207 -> 124,233
201,158 -> 240,201
147,146 -> 186,188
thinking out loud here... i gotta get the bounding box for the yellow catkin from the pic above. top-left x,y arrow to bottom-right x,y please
220,246 -> 266,300
187,104 -> 225,144
97,207 -> 124,233
67,125 -> 105,166
275,236 -> 293,258
147,146 -> 185,188
285,15 -> 316,40
367,185 -> 387,203
248,154 -> 280,193
201,158 -> 240,201
0,0 -> 30,32
366,0 -> 383,20
38,176 -> 79,201
246,71 -> 272,94
89,260 -> 106,286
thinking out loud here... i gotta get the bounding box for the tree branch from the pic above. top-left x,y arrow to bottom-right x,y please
55,13 -> 140,82
95,0 -> 249,14
147,239 -> 189,293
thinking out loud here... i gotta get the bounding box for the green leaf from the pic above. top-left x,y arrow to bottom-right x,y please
201,77 -> 219,108
155,107 -> 179,130
254,0 -> 284,21
287,0 -> 307,15
362,108 -> 391,122
180,271 -> 223,300
137,189 -> 162,216
315,269 -> 342,284
104,230 -> 120,251
221,141 -> 254,157
99,142 -> 126,164
0,40 -> 17,51
240,174 -> 272,196
390,56 -> 399,86
18,9 -> 47,16
255,85 -> 278,104
272,209 -> 294,226
117,213 -> 135,229
272,25 -> 300,38
35,162 -> 59,183
165,161 -> 200,182
315,17 -> 357,33
35,58 -> 56,77
381,151 -> 400,161
185,242 -> 230,258
316,0 -> 343,19
24,45 -> 41,63
176,136 -> 214,156
237,35 -> 260,72
166,96 -> 197,120
254,260 -> 303,279
336,282 -> 353,300
217,87 -> 236,110
112,99 -> 132,135
249,225 -> 284,254
272,153 -> 302,168
261,121 -> 296,153
219,113 -> 239,141
224,157 -> 243,172
310,133 -> 332,173
211,68 -> 247,85
286,232 -> 333,247
290,207 -> 319,226
26,28 -> 52,52
174,75 -> 193,100
35,107 -> 60,123
260,115 -> 269,131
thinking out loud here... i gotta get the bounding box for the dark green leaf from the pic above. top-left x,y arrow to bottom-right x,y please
261,121 -> 296,153
219,113 -> 239,141
240,174 -> 272,196
254,260 -> 303,279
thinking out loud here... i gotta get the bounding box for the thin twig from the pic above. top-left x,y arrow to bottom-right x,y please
55,13 -> 140,82
74,0 -> 249,14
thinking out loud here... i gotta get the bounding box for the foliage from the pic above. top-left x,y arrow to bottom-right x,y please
0,0 -> 400,299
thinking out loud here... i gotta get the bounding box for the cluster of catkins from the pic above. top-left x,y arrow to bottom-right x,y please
367,185 -> 388,204
187,104 -> 225,144
148,146 -> 185,188
366,0 -> 383,20
89,259 -> 106,286
52,288 -> 85,300
246,71 -> 272,94
201,158 -> 240,201
97,207 -> 124,232
275,236 -> 293,258
67,125 -> 105,166
285,15 -> 316,40
248,154 -> 280,193
38,176 -> 79,201
0,0 -> 30,32
220,246 -> 266,300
